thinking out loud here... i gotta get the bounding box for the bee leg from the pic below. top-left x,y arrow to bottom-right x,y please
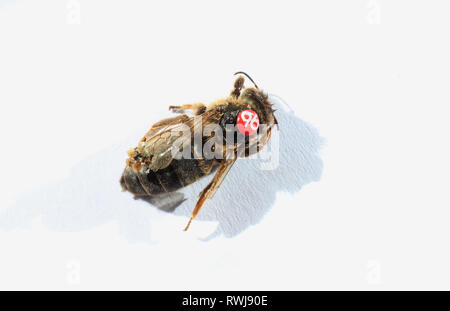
184,159 -> 237,231
169,103 -> 206,116
230,76 -> 245,98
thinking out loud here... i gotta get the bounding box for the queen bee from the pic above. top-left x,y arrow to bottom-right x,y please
120,72 -> 278,230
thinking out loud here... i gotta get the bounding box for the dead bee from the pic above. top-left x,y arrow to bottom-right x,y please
120,72 -> 278,231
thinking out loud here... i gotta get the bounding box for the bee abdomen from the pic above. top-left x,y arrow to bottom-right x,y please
120,159 -> 218,197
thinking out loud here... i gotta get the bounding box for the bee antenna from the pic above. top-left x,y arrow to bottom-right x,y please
234,71 -> 259,89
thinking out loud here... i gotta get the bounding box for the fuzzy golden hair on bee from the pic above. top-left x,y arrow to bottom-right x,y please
239,88 -> 275,125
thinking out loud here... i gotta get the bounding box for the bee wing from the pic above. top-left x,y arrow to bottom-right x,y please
140,110 -> 223,172
141,114 -> 191,142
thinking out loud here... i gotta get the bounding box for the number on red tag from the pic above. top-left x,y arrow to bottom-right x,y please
237,109 -> 260,136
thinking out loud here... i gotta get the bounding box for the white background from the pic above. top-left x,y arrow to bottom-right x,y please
1,0 -> 450,290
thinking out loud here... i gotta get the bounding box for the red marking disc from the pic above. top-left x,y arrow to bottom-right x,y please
237,109 -> 260,136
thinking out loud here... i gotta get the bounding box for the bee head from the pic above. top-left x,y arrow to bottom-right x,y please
233,72 -> 275,126
239,87 -> 274,125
